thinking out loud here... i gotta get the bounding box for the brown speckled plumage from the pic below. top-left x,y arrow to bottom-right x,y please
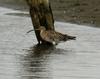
37,26 -> 76,45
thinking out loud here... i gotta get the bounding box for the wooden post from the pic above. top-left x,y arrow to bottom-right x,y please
26,0 -> 55,44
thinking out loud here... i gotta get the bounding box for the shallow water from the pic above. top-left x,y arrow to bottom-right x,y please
0,7 -> 100,79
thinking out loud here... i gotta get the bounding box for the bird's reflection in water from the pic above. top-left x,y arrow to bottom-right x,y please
22,44 -> 56,79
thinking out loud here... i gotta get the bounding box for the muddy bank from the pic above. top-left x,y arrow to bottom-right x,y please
0,0 -> 100,27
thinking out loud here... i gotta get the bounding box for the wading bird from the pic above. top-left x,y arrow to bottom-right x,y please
36,26 -> 76,45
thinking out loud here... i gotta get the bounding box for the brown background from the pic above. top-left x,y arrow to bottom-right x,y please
0,0 -> 100,26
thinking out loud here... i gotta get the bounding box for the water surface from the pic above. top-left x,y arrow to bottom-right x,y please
0,7 -> 100,79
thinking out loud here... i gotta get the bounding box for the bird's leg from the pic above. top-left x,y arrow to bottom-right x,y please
41,40 -> 53,45
37,41 -> 41,45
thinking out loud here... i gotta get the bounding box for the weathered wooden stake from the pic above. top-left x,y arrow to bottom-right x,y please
26,0 -> 55,44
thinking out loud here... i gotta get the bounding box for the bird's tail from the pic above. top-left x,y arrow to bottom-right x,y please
64,35 -> 76,41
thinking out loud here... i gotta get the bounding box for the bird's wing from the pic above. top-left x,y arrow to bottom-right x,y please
47,31 -> 65,42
